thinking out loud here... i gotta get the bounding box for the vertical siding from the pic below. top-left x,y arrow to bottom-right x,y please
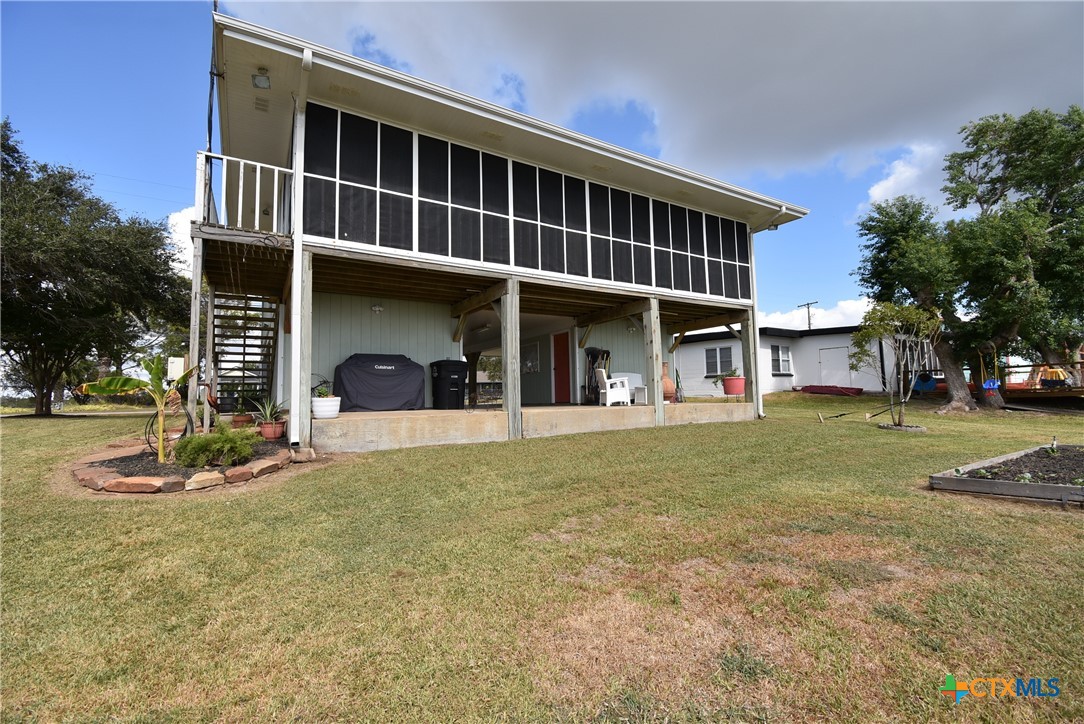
307,292 -> 460,404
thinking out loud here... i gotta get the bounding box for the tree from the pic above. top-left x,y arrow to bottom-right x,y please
77,355 -> 196,463
855,107 -> 1084,411
478,355 -> 503,382
1,120 -> 189,414
850,302 -> 942,428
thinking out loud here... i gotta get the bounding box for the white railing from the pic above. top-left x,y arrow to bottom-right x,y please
196,152 -> 293,236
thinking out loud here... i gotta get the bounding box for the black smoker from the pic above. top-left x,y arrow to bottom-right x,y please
430,360 -> 469,409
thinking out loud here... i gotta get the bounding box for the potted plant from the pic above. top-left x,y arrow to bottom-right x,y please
714,368 -> 746,396
230,398 -> 256,429
252,397 -> 287,440
311,384 -> 340,419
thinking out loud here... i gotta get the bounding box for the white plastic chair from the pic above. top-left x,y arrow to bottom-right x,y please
595,369 -> 631,406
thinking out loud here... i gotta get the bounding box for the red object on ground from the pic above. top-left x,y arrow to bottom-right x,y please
800,385 -> 864,397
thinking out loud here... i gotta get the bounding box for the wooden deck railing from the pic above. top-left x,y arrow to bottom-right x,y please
195,152 -> 293,236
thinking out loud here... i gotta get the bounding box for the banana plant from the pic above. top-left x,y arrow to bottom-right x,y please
77,355 -> 198,463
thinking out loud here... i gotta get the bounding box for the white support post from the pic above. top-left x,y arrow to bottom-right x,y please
288,69 -> 309,445
500,278 -> 522,440
298,251 -> 313,446
275,303 -> 286,405
747,226 -> 764,417
186,235 -> 203,432
202,284 -> 215,432
643,297 -> 664,426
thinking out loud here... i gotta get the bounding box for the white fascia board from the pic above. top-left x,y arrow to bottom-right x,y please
213,14 -> 808,225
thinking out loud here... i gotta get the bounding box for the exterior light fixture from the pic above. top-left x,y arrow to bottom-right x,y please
371,304 -> 384,314
252,67 -> 271,89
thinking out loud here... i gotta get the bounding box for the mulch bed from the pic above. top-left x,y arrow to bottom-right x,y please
966,445 -> 1083,486
89,438 -> 292,479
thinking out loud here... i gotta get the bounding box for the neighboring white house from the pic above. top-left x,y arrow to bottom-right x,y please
674,325 -> 893,397
186,14 -> 808,451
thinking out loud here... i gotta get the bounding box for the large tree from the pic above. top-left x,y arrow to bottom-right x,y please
855,107 -> 1084,411
1,120 -> 188,414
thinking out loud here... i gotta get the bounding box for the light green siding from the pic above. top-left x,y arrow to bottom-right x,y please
585,320 -> 672,378
287,293 -> 460,405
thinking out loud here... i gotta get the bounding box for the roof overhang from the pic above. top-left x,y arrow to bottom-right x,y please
212,13 -> 807,231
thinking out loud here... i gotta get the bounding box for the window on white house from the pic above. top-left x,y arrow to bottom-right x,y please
704,346 -> 734,376
771,344 -> 792,374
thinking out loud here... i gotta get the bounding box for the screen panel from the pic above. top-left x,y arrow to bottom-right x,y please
378,192 -> 412,249
379,125 -> 413,194
670,205 -> 688,252
564,176 -> 587,231
481,153 -> 508,214
590,236 -> 611,280
632,244 -> 652,285
566,232 -> 588,277
708,260 -> 724,296
340,112 -> 377,186
612,240 -> 633,283
450,144 -> 480,208
631,194 -> 651,244
736,222 -> 750,263
720,218 -> 738,262
688,210 -> 704,256
417,135 -> 448,201
538,169 -> 564,227
418,200 -> 449,255
610,189 -> 631,241
705,214 -> 721,259
589,183 -> 610,237
482,213 -> 510,264
451,208 -> 481,260
652,199 -> 670,248
690,256 -> 707,293
304,176 -> 336,237
723,262 -> 739,298
512,162 -> 538,220
540,224 -> 565,273
304,103 -> 338,177
338,184 -> 376,244
653,248 -> 672,288
513,219 -> 539,268
672,251 -> 691,291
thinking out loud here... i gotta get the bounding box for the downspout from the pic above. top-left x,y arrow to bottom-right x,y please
748,206 -> 787,418
288,48 -> 313,446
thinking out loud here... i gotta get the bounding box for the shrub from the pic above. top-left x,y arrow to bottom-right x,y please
174,426 -> 262,468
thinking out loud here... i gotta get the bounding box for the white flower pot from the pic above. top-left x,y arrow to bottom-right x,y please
311,396 -> 340,419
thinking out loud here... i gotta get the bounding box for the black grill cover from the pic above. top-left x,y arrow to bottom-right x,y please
334,354 -> 425,411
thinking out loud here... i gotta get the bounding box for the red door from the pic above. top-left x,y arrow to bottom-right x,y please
553,332 -> 571,403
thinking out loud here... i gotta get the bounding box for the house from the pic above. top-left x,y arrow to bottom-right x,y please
675,326 -> 895,397
185,14 -> 808,452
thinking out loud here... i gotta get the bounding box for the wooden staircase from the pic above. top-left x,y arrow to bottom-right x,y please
211,293 -> 278,413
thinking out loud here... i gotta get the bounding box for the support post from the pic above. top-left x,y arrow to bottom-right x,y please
288,85 -> 308,445
643,297 -> 664,426
740,314 -> 757,405
500,278 -> 521,440
202,284 -> 215,432
186,237 -> 203,432
746,225 -> 764,417
466,351 -> 481,406
298,250 -> 313,446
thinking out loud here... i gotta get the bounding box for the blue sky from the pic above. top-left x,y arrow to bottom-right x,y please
3,1 -> 1082,329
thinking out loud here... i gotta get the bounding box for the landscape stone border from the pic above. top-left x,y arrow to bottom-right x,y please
71,443 -> 318,494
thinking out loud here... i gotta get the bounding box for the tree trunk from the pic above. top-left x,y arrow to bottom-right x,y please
933,340 -> 977,413
970,356 -> 1005,409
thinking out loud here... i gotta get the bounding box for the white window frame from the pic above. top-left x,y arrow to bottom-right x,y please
705,346 -> 734,376
771,344 -> 792,374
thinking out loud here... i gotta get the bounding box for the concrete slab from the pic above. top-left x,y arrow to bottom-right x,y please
522,405 -> 655,439
312,408 -> 508,453
664,402 -> 755,425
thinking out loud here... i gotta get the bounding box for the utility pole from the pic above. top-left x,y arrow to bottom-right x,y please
797,301 -> 818,330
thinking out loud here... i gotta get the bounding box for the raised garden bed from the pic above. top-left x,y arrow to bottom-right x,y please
930,445 -> 1084,507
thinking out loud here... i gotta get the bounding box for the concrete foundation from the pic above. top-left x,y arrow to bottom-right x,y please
312,408 -> 508,453
311,402 -> 755,452
665,402 -> 755,425
522,405 -> 656,439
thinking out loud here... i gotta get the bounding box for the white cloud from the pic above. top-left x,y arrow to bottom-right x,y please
168,205 -> 197,277
852,142 -> 948,221
224,2 -> 1082,182
758,298 -> 872,330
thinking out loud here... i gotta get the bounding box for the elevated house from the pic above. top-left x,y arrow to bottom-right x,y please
186,14 -> 808,452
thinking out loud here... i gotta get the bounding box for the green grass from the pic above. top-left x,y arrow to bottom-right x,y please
2,393 -> 1082,721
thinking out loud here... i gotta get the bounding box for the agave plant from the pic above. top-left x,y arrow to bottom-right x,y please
77,355 -> 197,463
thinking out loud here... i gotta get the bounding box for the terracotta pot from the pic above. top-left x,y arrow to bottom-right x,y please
662,361 -> 677,402
230,413 -> 254,429
258,420 -> 286,440
722,376 -> 746,396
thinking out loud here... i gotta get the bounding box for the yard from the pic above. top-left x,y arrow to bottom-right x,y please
2,393 -> 1081,721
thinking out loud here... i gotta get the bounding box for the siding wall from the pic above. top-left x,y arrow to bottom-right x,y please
285,292 -> 460,405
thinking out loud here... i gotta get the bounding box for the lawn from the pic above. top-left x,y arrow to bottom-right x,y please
2,394 -> 1081,721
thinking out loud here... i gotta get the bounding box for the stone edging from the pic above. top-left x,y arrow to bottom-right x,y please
71,444 -> 318,494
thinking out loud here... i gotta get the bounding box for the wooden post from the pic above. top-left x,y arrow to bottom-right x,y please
298,250 -> 313,446
202,284 -> 215,432
466,351 -> 481,406
500,278 -> 521,440
740,314 -> 755,403
643,297 -> 664,426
